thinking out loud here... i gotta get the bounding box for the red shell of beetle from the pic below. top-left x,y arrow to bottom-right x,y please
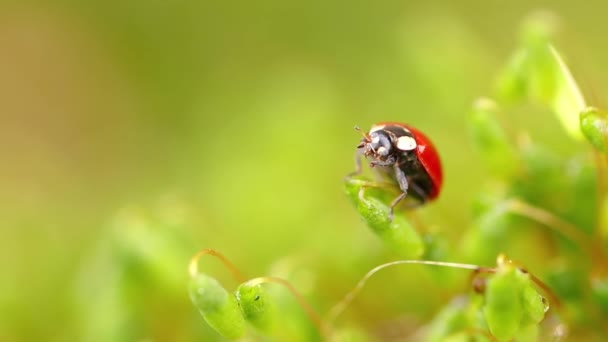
375,122 -> 443,200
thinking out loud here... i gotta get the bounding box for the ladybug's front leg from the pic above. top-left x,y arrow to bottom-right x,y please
369,156 -> 396,168
345,148 -> 365,179
388,164 -> 409,221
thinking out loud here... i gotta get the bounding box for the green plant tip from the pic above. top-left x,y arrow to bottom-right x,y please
188,274 -> 245,339
344,176 -> 424,258
236,282 -> 275,331
547,45 -> 587,141
520,10 -> 559,46
580,107 -> 608,153
483,265 -> 546,341
521,282 -> 546,325
495,18 -> 586,141
469,98 -> 518,178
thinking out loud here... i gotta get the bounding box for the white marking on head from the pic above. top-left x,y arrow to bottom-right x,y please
371,135 -> 380,144
377,146 -> 387,155
370,125 -> 385,133
396,136 -> 417,151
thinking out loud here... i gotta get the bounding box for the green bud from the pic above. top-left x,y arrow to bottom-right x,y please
522,12 -> 585,140
468,98 -> 518,178
580,107 -> 608,152
426,298 -> 469,342
461,203 -> 512,264
236,281 -> 275,332
483,269 -> 524,341
523,43 -> 587,142
189,274 -> 245,339
520,11 -> 559,47
495,12 -> 586,141
112,211 -> 191,294
483,265 -> 546,341
495,48 -> 529,103
521,281 -> 546,325
483,266 -> 526,341
515,142 -> 562,202
344,176 -> 424,258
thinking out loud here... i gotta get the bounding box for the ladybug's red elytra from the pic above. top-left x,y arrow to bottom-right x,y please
353,122 -> 443,219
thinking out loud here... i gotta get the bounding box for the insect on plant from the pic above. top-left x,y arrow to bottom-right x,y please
351,122 -> 443,220
183,13 -> 608,341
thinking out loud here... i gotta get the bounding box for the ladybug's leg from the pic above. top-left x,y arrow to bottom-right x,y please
346,148 -> 365,178
394,164 -> 409,192
388,164 -> 409,221
388,193 -> 407,221
369,156 -> 396,168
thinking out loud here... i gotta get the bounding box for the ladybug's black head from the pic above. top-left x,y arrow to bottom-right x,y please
356,125 -> 418,165
364,130 -> 394,160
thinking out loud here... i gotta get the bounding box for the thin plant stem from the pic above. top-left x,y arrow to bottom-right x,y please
246,276 -> 330,340
527,271 -> 562,311
505,199 -> 593,253
507,199 -> 608,275
326,260 -> 483,325
188,248 -> 247,282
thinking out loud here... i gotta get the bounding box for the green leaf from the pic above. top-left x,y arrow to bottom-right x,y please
427,296 -> 491,342
521,281 -> 546,325
483,264 -> 546,341
513,142 -> 563,204
519,11 -> 559,47
483,268 -> 524,341
426,298 -> 470,342
189,274 -> 245,339
344,176 -> 424,258
461,202 -> 513,264
495,13 -> 586,140
543,45 -> 587,140
580,107 -> 608,152
235,281 -> 275,332
468,98 -> 519,178
483,266 -> 526,341
495,47 -> 529,103
112,211 -> 192,294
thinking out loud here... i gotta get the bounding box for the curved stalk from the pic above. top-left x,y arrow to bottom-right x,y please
326,260 -> 483,325
188,248 -> 247,282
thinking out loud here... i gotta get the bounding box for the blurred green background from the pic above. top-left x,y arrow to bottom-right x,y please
1,1 -> 607,340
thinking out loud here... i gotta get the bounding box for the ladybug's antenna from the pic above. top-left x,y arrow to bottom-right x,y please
354,125 -> 370,142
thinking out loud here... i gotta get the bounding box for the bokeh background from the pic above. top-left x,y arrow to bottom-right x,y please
1,1 -> 607,341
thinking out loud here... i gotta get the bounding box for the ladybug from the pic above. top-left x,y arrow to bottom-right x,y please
353,122 -> 443,219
